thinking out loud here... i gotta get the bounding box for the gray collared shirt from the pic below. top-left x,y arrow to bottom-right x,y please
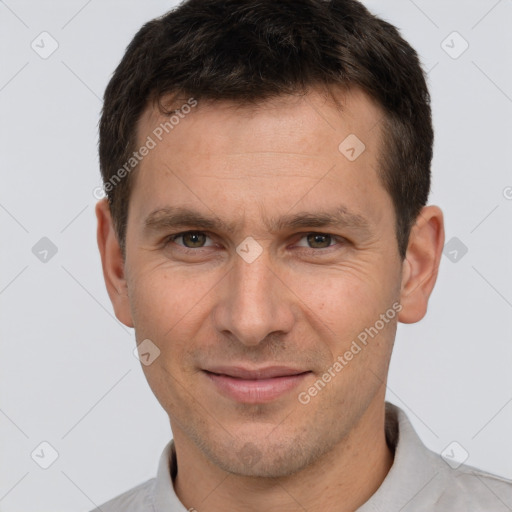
93,403 -> 512,511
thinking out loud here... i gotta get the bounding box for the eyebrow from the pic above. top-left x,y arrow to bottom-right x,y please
143,206 -> 372,235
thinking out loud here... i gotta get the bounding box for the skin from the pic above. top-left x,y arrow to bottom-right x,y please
96,87 -> 444,512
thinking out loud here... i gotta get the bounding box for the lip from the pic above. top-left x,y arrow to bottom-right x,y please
203,366 -> 311,403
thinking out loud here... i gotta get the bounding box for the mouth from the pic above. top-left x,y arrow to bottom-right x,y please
202,366 -> 312,404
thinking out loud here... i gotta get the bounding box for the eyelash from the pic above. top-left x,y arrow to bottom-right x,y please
163,231 -> 347,254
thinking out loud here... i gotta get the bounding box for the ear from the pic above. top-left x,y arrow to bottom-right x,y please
95,198 -> 134,328
398,205 -> 445,324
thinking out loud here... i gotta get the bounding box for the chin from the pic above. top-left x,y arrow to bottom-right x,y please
203,433 -> 330,479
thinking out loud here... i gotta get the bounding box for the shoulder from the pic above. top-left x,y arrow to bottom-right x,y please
373,403 -> 512,511
89,478 -> 156,512
434,462 -> 512,511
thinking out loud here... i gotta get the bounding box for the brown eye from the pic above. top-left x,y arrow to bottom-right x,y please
306,233 -> 333,249
177,232 -> 209,248
182,232 -> 207,248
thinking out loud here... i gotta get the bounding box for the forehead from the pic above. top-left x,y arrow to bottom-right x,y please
129,87 -> 392,233
138,87 -> 383,158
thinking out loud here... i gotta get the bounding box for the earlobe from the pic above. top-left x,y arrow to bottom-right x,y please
95,199 -> 134,328
398,205 -> 445,324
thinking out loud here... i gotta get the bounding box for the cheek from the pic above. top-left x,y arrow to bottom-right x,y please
127,267 -> 212,406
127,265 -> 212,341
294,261 -> 400,363
299,265 -> 395,321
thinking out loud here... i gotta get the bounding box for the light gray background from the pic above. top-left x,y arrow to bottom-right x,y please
1,0 -> 511,510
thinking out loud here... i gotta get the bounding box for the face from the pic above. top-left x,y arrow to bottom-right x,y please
108,88 -> 408,477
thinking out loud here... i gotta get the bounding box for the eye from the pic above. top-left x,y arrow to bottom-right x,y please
169,231 -> 214,249
165,231 -> 344,254
296,233 -> 338,249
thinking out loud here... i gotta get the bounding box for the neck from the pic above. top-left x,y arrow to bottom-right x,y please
172,399 -> 393,512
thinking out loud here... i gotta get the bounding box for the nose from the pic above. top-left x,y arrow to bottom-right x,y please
212,251 -> 295,347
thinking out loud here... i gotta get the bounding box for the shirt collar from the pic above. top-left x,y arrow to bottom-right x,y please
357,402 -> 446,511
152,437 -> 186,511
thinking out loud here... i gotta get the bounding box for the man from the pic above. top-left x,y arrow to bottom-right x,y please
94,0 -> 512,510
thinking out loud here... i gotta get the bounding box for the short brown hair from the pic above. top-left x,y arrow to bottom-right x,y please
99,0 -> 432,258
